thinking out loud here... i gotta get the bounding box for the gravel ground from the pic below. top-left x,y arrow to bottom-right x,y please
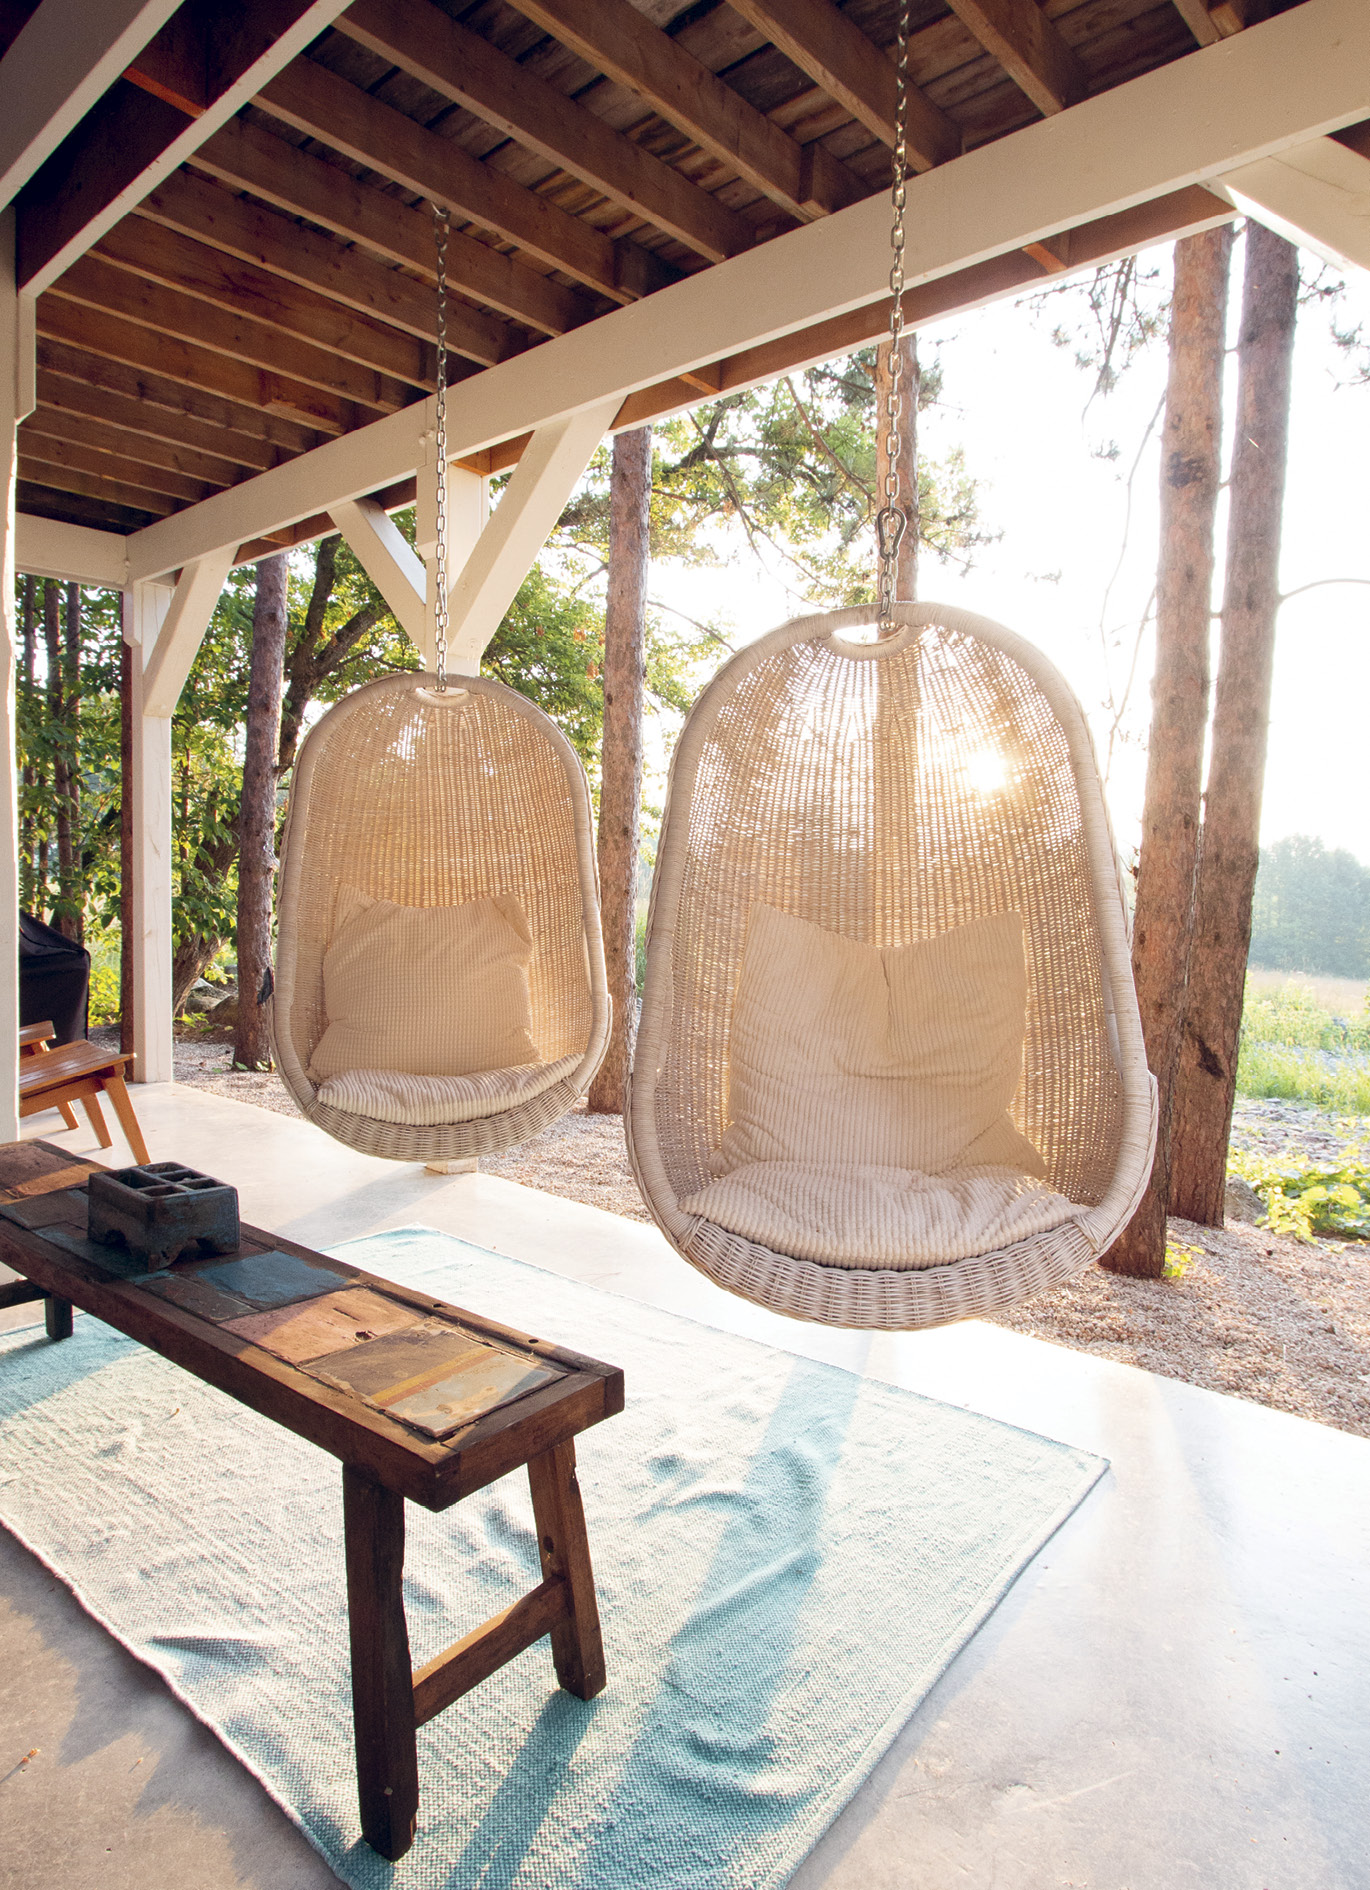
138,1031 -> 1370,1440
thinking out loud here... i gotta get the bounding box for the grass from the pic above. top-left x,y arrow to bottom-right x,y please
1236,973 -> 1370,1112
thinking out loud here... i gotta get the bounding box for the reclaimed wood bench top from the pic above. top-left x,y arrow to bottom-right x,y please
0,1140 -> 623,1511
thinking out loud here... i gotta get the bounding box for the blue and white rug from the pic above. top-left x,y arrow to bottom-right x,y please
0,1227 -> 1105,1889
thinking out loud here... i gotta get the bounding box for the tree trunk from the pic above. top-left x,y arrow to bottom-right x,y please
119,637 -> 134,1056
873,331 -> 920,600
586,425 -> 652,1115
19,575 -> 35,914
1169,224 -> 1299,1225
1102,227 -> 1232,1278
234,554 -> 289,1070
63,583 -> 82,946
42,581 -> 78,939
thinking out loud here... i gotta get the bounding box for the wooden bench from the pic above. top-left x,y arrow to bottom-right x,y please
0,1140 -> 623,1860
18,1023 -> 151,1165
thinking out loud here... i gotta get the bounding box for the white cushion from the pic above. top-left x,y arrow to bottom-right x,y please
314,1055 -> 580,1126
681,1162 -> 1078,1269
718,904 -> 1046,1178
308,890 -> 538,1083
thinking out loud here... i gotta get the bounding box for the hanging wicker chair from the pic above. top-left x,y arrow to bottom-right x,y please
273,671 -> 609,1162
627,602 -> 1157,1329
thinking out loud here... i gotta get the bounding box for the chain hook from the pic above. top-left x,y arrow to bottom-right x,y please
431,202 -> 451,693
875,0 -> 912,639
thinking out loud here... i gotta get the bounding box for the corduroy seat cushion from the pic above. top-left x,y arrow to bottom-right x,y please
308,890 -> 538,1083
313,1054 -> 581,1127
680,1161 -> 1080,1268
717,904 -> 1046,1178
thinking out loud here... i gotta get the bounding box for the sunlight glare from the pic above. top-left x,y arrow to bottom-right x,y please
966,749 -> 1007,795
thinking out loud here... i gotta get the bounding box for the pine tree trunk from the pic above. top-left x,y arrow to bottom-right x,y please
1169,225 -> 1299,1225
19,575 -> 35,914
873,332 -> 920,600
42,580 -> 78,939
62,583 -> 82,946
234,554 -> 289,1071
1102,228 -> 1232,1277
120,638 -> 134,1055
586,426 -> 652,1115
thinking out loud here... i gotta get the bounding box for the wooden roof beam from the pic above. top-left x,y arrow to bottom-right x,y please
36,336 -> 323,460
726,0 -> 960,165
14,0 -> 354,292
19,427 -> 220,505
17,454 -> 179,517
1172,0 -> 1262,45
256,58 -> 669,303
21,402 -> 250,487
942,0 -> 1087,117
89,217 -> 437,390
504,0 -> 870,218
336,0 -> 754,265
192,117 -> 594,339
135,168 -> 513,367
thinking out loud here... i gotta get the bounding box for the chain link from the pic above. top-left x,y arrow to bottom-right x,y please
874,0 -> 912,635
432,202 -> 451,692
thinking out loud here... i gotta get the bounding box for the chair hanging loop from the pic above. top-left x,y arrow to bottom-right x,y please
876,0 -> 912,637
431,202 -> 452,693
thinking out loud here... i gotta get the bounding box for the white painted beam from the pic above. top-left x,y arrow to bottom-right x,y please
15,513 -> 128,587
0,212 -> 22,1140
1218,136 -> 1370,275
331,497 -> 429,658
140,548 -> 236,718
124,0 -> 1370,583
0,0 -> 183,210
124,580 -> 175,1086
446,401 -> 617,672
416,460 -> 486,665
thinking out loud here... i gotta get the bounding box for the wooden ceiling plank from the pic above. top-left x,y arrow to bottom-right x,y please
1169,0 -> 1222,45
35,297 -> 358,436
92,215 -> 437,388
504,0 -> 868,218
337,0 -> 754,263
19,428 -> 219,504
48,252 -> 414,414
15,0 -> 355,293
942,0 -> 1088,116
136,168 -> 511,366
193,117 -> 594,338
22,402 -> 248,487
35,338 -> 319,461
257,58 -> 644,301
17,454 -> 181,517
726,0 -> 960,166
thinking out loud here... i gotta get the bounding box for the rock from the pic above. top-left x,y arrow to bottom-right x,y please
209,994 -> 239,1029
1224,1175 -> 1266,1225
184,979 -> 224,1014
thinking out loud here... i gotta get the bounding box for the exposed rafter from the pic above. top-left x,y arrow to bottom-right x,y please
943,0 -> 1088,117
192,116 -> 595,338
336,0 -> 755,265
504,0 -> 870,219
726,0 -> 961,165
14,0 -> 355,293
21,404 -> 246,489
256,58 -> 668,303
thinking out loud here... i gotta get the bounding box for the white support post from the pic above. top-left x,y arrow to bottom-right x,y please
0,211 -> 22,1141
140,548 -> 236,718
1217,136 -> 1370,274
445,400 -> 617,673
417,460 -> 486,671
125,580 -> 174,1086
331,497 -> 430,660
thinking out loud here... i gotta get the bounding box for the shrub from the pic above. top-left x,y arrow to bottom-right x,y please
87,962 -> 120,1028
1228,1147 -> 1370,1240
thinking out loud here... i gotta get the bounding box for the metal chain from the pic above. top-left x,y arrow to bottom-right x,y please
875,0 -> 912,635
432,203 -> 451,692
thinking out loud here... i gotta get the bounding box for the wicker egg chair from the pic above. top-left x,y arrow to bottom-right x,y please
273,670 -> 609,1162
627,601 -> 1157,1330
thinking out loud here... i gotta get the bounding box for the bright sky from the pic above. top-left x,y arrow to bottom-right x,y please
659,229 -> 1370,870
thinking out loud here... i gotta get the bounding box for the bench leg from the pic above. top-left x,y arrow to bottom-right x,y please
44,1296 -> 73,1342
527,1439 -> 606,1700
80,1092 -> 113,1149
57,1101 -> 79,1130
100,1073 -> 151,1165
342,1465 -> 419,1861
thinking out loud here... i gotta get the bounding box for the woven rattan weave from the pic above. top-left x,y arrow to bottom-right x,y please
273,672 -> 609,1161
627,603 -> 1157,1329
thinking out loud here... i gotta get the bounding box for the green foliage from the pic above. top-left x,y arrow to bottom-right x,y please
482,563 -> 607,769
1249,834 -> 1370,980
1228,1146 -> 1370,1241
1163,1239 -> 1200,1280
88,962 -> 120,1027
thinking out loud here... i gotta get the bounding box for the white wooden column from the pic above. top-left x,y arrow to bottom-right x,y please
0,211 -> 23,1140
416,459 -> 486,672
123,579 -> 174,1085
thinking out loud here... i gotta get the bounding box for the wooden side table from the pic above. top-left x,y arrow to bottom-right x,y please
0,1140 -> 623,1860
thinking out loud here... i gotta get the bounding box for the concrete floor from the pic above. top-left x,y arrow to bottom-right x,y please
1,1085 -> 1367,1890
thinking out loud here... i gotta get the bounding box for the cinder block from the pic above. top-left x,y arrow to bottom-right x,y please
87,1162 -> 240,1269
